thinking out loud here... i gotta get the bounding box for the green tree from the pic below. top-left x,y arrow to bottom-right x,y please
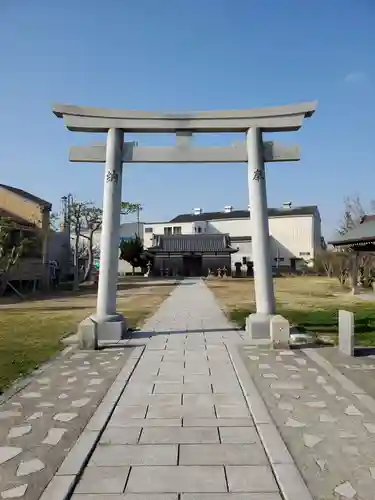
119,235 -> 146,270
121,202 -> 143,235
120,202 -> 142,216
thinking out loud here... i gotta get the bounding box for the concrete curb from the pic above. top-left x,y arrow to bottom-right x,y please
38,345 -> 145,500
303,348 -> 375,416
227,343 -> 313,500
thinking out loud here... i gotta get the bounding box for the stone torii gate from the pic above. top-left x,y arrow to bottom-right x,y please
53,102 -> 317,347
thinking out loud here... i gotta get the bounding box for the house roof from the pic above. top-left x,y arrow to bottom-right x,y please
0,184 -> 52,210
147,234 -> 237,254
169,206 -> 318,223
0,208 -> 35,228
329,219 -> 375,246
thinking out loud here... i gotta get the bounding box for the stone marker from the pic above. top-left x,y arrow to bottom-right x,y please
246,313 -> 272,341
270,315 -> 290,349
77,317 -> 98,350
338,310 -> 355,356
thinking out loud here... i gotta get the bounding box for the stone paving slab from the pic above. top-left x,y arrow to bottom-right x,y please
126,466 -> 228,493
139,426 -> 220,444
316,346 -> 375,402
72,496 -> 179,500
179,443 -> 269,465
71,495 -> 282,500
0,346 -> 134,500
241,345 -> 375,500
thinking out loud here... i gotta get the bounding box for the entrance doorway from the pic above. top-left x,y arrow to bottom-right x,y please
183,255 -> 203,277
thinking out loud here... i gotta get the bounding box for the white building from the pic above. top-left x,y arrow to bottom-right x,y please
143,203 -> 322,275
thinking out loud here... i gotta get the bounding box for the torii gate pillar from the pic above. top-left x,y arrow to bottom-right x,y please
245,127 -> 276,339
94,129 -> 125,325
78,129 -> 127,348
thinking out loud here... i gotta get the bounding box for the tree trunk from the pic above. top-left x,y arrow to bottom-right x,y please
349,253 -> 360,295
73,238 -> 80,291
84,235 -> 94,282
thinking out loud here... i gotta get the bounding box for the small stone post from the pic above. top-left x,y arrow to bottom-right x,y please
270,315 -> 290,349
338,310 -> 355,356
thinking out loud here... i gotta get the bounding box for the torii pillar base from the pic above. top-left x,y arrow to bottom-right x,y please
245,313 -> 274,345
77,313 -> 127,350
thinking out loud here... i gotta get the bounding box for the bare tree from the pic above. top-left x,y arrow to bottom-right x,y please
80,206 -> 103,282
336,196 -> 375,293
315,250 -> 334,277
49,212 -> 60,231
338,196 -> 366,235
67,201 -> 87,290
67,200 -> 142,288
0,216 -> 31,296
66,200 -> 103,288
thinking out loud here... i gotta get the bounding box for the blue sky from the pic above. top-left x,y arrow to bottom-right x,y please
0,0 -> 374,238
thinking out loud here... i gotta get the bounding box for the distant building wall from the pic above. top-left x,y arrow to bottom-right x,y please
143,210 -> 322,269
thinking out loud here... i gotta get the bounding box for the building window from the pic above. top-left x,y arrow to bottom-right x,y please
197,226 -> 202,233
299,252 -> 311,257
145,227 -> 153,233
173,226 -> 182,235
164,227 -> 172,236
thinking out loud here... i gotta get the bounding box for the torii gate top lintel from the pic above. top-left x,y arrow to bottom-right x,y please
52,101 -> 317,133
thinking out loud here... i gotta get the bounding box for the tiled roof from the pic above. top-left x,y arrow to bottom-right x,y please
0,184 -> 52,209
329,219 -> 375,246
169,206 -> 318,223
148,234 -> 237,253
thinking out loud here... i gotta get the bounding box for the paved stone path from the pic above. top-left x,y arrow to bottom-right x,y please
68,280 -> 288,499
8,278 -> 375,499
0,347 -> 133,500
242,346 -> 375,499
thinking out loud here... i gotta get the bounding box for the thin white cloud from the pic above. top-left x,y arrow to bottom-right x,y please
344,71 -> 367,84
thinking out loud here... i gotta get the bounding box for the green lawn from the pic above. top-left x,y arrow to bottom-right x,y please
230,305 -> 375,346
206,276 -> 375,347
0,282 -> 175,393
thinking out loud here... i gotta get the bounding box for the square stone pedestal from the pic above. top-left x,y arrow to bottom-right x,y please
245,313 -> 290,348
270,314 -> 290,349
77,314 -> 128,350
245,313 -> 273,344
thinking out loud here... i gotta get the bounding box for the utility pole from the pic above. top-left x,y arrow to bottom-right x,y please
136,204 -> 143,238
60,193 -> 74,277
